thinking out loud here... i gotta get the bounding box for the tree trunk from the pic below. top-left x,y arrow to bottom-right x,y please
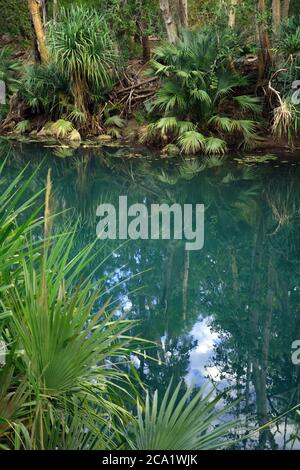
228,0 -> 239,28
257,0 -> 272,81
142,36 -> 151,62
30,19 -> 41,63
272,0 -> 281,33
53,0 -> 58,22
159,0 -> 178,43
182,250 -> 190,320
161,242 -> 176,313
41,0 -> 47,26
282,0 -> 290,19
27,0 -> 49,64
137,18 -> 151,63
178,0 -> 188,28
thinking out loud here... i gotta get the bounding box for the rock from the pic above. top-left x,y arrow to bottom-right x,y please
37,122 -> 55,137
96,134 -> 112,142
67,129 -> 81,142
162,144 -> 180,156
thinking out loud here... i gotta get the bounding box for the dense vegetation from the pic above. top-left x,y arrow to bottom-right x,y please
0,1 -> 300,154
1,1 -> 300,451
0,162 -> 241,449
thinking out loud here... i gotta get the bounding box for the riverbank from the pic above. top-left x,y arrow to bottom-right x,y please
1,132 -> 300,161
3,136 -> 300,168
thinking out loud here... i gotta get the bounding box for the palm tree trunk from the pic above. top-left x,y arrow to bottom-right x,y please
27,0 -> 49,64
159,0 -> 178,43
178,0 -> 188,28
272,0 -> 281,33
228,0 -> 239,28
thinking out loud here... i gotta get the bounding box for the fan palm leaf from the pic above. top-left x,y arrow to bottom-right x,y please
129,382 -> 238,450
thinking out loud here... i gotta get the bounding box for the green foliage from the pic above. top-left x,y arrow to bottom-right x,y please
0,164 -> 241,450
49,119 -> 75,139
129,381 -> 237,450
145,29 -> 260,154
277,15 -> 300,58
272,16 -> 300,141
47,6 -> 119,112
0,47 -> 21,120
19,62 -> 69,116
18,5 -> 121,131
0,162 -> 43,283
178,131 -> 206,154
60,0 -> 163,58
0,0 -> 31,38
14,120 -> 30,135
10,239 -> 134,397
105,115 -> 126,129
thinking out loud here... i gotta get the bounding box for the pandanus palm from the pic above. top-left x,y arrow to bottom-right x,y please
47,6 -> 119,115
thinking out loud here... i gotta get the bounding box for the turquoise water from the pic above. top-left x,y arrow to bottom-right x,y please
1,140 -> 300,449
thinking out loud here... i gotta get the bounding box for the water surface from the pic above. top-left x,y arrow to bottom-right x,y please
1,140 -> 300,449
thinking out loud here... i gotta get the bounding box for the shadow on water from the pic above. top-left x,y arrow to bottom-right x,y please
1,139 -> 300,449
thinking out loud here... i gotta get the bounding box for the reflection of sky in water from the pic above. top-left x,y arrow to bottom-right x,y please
104,271 -> 300,450
185,316 -> 223,389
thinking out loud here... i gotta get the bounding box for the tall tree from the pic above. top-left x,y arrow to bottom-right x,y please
159,0 -> 178,43
178,0 -> 188,27
53,0 -> 58,22
41,0 -> 47,26
228,0 -> 239,28
257,0 -> 272,80
272,0 -> 281,32
282,0 -> 290,18
27,0 -> 49,63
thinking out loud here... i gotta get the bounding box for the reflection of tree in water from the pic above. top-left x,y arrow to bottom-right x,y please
198,174 -> 300,449
2,142 -> 300,448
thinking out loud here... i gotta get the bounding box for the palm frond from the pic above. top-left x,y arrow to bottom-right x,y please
233,95 -> 262,114
129,382 -> 238,450
105,115 -> 125,129
204,137 -> 227,155
178,131 -> 206,154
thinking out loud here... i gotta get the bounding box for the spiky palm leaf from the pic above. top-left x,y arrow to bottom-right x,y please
50,119 -> 74,139
147,29 -> 260,154
129,382 -> 237,450
233,95 -> 262,114
178,131 -> 206,154
14,120 -> 30,135
204,137 -> 227,155
105,115 -> 125,129
48,6 -> 119,110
